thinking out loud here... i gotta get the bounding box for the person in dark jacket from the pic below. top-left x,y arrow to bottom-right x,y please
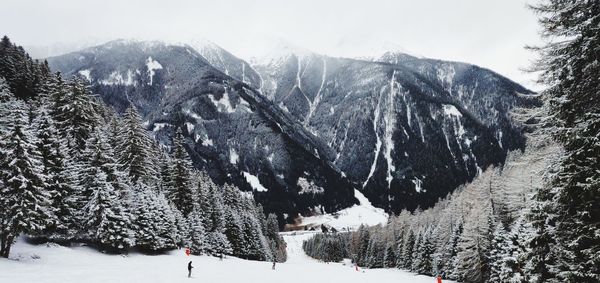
188,261 -> 193,278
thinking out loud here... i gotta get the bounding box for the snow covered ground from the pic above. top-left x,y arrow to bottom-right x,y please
0,232 -> 451,283
299,189 -> 389,231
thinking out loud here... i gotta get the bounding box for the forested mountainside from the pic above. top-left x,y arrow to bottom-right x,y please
0,36 -> 286,261
46,40 -> 357,221
48,39 -> 538,216
303,103 -> 560,281
250,48 -> 538,212
304,1 -> 600,282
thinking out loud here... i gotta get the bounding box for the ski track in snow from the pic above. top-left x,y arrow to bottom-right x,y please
0,235 -> 452,283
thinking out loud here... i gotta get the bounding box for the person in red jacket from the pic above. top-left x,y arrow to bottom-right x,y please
436,274 -> 443,283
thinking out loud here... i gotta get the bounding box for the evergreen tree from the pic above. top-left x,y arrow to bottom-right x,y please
383,242 -> 396,268
168,128 -> 194,216
187,205 -> 207,255
528,1 -> 600,281
131,183 -> 163,251
0,36 -> 50,99
154,192 -> 179,250
50,77 -> 98,152
0,102 -> 53,257
158,152 -> 172,193
401,230 -> 416,269
206,231 -> 232,256
453,202 -> 492,283
241,212 -> 270,261
224,207 -> 246,257
490,216 -> 531,283
171,204 -> 189,248
413,230 -> 435,275
77,129 -> 132,244
33,107 -> 78,241
265,213 -> 286,262
117,106 -> 156,184
0,77 -> 16,136
84,168 -> 131,253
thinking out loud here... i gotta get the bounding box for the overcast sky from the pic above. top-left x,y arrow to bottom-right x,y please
1,0 -> 543,90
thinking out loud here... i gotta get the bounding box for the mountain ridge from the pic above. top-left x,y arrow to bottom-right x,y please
46,38 -> 539,216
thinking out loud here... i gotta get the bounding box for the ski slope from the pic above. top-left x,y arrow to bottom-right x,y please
0,234 -> 452,283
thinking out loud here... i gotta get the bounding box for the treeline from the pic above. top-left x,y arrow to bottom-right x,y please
303,167 -> 545,282
305,1 -> 600,282
302,233 -> 350,263
0,36 -> 286,262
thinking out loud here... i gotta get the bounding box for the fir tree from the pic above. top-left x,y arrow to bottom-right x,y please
528,1 -> 600,281
117,106 -> 156,184
187,205 -> 207,255
0,102 -> 53,257
51,77 -> 98,152
84,168 -> 131,253
131,183 -> 163,252
413,230 -> 435,275
33,107 -> 78,241
224,207 -> 246,257
167,128 -> 194,216
241,213 -> 270,261
401,230 -> 416,269
453,202 -> 492,283
383,243 -> 396,268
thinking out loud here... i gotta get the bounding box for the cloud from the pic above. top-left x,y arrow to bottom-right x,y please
0,0 -> 543,90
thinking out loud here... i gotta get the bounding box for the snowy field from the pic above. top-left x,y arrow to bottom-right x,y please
299,189 -> 389,230
0,231 -> 451,283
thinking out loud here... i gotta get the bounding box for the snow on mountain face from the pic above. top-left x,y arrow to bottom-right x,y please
250,49 -> 539,212
46,39 -> 357,221
188,39 -> 262,90
47,38 -> 539,217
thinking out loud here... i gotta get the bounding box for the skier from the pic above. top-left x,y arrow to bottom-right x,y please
272,260 -> 276,270
436,274 -> 442,283
188,261 -> 193,278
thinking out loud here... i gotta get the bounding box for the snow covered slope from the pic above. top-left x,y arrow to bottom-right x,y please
0,236 -> 452,283
299,190 -> 388,231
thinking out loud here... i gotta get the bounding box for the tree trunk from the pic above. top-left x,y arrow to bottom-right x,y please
0,234 -> 14,258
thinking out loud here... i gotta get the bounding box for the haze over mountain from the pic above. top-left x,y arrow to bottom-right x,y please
46,38 -> 538,217
1,0 -> 542,91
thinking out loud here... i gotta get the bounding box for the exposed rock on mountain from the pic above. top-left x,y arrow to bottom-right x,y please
47,40 -> 357,222
48,39 -> 538,215
250,48 -> 538,212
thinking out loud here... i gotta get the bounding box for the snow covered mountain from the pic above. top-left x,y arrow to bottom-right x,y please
46,39 -> 357,222
187,39 -> 262,90
47,39 -> 538,217
249,47 -> 539,212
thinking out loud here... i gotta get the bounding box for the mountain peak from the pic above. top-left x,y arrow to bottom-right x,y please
247,37 -> 316,67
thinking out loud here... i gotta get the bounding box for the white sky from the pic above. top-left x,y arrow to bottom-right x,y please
0,0 -> 543,90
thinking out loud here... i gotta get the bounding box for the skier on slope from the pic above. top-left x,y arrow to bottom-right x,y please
188,261 -> 193,278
